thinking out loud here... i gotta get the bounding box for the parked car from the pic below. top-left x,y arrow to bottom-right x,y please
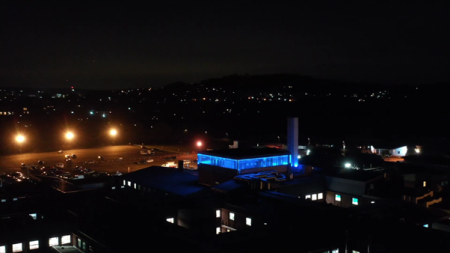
38,160 -> 45,165
55,163 -> 64,169
71,154 -> 77,159
65,155 -> 70,158
134,160 -> 147,165
58,150 -> 63,153
146,159 -> 154,163
11,172 -> 25,179
20,163 -> 26,168
65,158 -> 72,163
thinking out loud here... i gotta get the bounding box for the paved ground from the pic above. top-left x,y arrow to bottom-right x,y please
0,145 -> 198,175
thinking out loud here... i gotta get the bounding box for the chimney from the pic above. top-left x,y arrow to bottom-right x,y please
287,118 -> 299,168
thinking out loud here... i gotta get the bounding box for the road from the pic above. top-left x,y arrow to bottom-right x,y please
0,145 -> 198,175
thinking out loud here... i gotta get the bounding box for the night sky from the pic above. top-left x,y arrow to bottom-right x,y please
1,2 -> 450,89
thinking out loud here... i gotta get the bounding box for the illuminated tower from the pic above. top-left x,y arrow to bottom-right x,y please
287,117 -> 298,167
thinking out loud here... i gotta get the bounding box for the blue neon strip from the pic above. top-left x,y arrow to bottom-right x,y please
198,154 -> 289,170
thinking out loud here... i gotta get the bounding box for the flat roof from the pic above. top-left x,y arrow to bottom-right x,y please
50,246 -> 83,253
123,166 -> 207,197
326,170 -> 384,182
199,148 -> 290,159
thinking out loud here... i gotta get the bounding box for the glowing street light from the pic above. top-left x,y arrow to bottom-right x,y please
344,163 -> 351,168
16,135 -> 25,143
16,134 -> 25,153
110,129 -> 117,145
65,132 -> 74,140
197,141 -> 202,152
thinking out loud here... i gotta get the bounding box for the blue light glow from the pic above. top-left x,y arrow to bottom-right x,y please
198,154 -> 289,170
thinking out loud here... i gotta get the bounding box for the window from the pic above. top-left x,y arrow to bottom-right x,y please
13,198 -> 18,201
423,181 -> 426,187
332,249 -> 339,253
1,199 -> 5,202
216,210 -> 221,218
12,243 -> 22,252
312,194 -> 317,201
335,194 -> 341,202
29,240 -> 39,250
166,218 -> 174,223
0,246 -> 5,253
352,198 -> 358,205
318,193 -> 323,200
123,180 -> 126,185
352,251 -> 360,253
216,227 -> 221,234
134,183 -> 137,189
423,224 -> 429,228
305,195 -> 311,199
61,235 -> 71,244
49,237 -> 58,246
246,217 -> 252,226
127,181 -> 131,187
229,212 -> 235,221
29,213 -> 37,220
371,201 -> 375,204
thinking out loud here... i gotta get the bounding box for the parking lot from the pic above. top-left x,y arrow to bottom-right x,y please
0,145 -> 198,176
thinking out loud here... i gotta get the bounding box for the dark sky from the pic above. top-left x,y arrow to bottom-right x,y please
1,1 -> 450,89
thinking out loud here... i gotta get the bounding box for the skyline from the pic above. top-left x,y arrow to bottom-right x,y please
1,2 -> 450,89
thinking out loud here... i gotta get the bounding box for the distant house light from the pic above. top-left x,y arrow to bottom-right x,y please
229,212 -> 235,221
318,193 -> 323,200
216,210 -> 221,218
352,198 -> 358,205
166,218 -> 174,224
216,227 -> 221,234
49,237 -> 58,247
423,224 -> 429,228
423,181 -> 426,187
89,111 -> 94,115
312,194 -> 317,201
335,194 -> 341,202
305,195 -> 311,199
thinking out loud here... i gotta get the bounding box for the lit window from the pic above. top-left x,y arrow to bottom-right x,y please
29,213 -> 37,220
61,235 -> 71,244
123,180 -> 126,185
216,227 -> 221,234
49,237 -> 58,246
127,181 -> 131,187
134,183 -> 136,189
305,195 -> 311,199
216,210 -> 221,218
318,193 -> 323,200
229,212 -> 235,221
29,240 -> 39,250
423,224 -> 428,228
1,199 -> 5,202
312,194 -> 317,201
423,181 -> 426,187
371,201 -> 375,204
331,249 -> 339,253
246,217 -> 252,226
0,246 -> 5,253
352,198 -> 358,205
335,194 -> 341,202
13,198 -> 18,201
166,218 -> 174,223
352,251 -> 360,253
12,243 -> 22,252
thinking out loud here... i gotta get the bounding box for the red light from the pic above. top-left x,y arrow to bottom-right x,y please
71,86 -> 74,89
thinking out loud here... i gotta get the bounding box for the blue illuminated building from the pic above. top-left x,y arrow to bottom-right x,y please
198,154 -> 289,172
198,148 -> 292,185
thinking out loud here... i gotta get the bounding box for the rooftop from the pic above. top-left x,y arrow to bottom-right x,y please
123,166 -> 207,197
199,147 -> 290,159
326,170 -> 384,182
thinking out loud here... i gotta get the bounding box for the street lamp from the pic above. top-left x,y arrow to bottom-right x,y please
65,131 -> 74,149
16,134 -> 25,153
197,141 -> 202,152
110,129 -> 117,145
